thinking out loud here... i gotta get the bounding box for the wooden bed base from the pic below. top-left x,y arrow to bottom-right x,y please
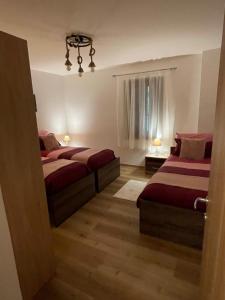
47,173 -> 96,226
95,157 -> 120,192
139,199 -> 205,249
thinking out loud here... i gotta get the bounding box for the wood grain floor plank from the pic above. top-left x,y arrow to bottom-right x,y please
35,165 -> 201,300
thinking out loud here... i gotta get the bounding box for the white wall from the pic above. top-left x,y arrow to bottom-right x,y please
64,54 -> 202,165
0,186 -> 22,300
32,52 -> 220,166
31,70 -> 67,136
198,48 -> 220,132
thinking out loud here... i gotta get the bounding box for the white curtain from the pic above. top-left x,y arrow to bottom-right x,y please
116,71 -> 175,151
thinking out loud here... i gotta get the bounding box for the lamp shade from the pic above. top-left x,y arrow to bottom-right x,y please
153,138 -> 161,146
63,135 -> 71,143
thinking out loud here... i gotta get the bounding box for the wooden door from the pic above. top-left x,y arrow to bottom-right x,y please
200,15 -> 225,300
0,31 -> 54,299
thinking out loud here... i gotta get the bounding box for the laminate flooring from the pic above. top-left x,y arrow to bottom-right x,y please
35,165 -> 201,300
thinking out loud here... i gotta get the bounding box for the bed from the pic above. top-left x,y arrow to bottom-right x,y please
137,155 -> 211,249
41,146 -> 120,192
42,157 -> 96,226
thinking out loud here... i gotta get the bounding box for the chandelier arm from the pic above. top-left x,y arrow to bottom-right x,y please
65,39 -> 72,71
89,47 -> 96,58
77,46 -> 83,66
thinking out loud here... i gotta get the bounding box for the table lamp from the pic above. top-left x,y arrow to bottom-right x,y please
152,138 -> 161,155
63,135 -> 71,145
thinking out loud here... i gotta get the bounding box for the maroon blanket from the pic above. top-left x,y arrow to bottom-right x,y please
137,155 -> 211,212
41,146 -> 116,171
41,157 -> 90,196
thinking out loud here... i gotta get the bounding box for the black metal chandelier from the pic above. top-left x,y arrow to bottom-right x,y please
65,34 -> 96,77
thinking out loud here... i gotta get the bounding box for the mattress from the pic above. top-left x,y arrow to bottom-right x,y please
137,155 -> 211,212
41,157 -> 90,195
41,146 -> 116,171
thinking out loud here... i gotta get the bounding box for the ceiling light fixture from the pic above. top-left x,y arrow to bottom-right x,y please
65,34 -> 96,77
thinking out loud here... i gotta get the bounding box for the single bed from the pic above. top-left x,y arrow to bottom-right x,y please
42,157 -> 96,226
41,146 -> 120,192
137,155 -> 211,248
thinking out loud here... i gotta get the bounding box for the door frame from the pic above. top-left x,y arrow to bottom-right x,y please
200,14 -> 225,300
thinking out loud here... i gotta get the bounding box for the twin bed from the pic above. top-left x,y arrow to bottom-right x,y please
41,146 -> 120,192
137,155 -> 210,248
40,134 -> 120,226
137,134 -> 212,249
41,157 -> 95,226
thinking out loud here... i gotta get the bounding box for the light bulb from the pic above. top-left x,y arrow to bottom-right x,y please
65,59 -> 72,71
78,66 -> 84,77
89,61 -> 96,72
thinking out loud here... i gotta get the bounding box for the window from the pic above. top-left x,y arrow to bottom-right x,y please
117,73 -> 174,151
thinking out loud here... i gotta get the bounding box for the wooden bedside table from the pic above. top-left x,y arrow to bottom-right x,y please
145,153 -> 169,174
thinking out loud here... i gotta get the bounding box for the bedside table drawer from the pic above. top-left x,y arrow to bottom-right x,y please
145,156 -> 167,173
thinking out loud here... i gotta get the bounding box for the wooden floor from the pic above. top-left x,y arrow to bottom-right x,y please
35,165 -> 202,300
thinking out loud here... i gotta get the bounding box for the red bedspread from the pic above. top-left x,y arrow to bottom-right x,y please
41,157 -> 90,196
137,155 -> 211,212
41,146 -> 116,171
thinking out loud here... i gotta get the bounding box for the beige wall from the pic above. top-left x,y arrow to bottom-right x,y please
0,186 -> 22,300
64,54 -> 202,165
32,51 -> 220,166
31,70 -> 67,135
198,48 -> 220,132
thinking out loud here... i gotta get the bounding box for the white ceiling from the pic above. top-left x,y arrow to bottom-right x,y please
0,0 -> 224,75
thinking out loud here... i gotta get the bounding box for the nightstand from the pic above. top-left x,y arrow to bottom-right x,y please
145,153 -> 169,173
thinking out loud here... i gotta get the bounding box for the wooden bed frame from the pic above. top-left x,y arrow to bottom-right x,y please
95,157 -> 120,192
139,199 -> 205,249
47,173 -> 96,226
